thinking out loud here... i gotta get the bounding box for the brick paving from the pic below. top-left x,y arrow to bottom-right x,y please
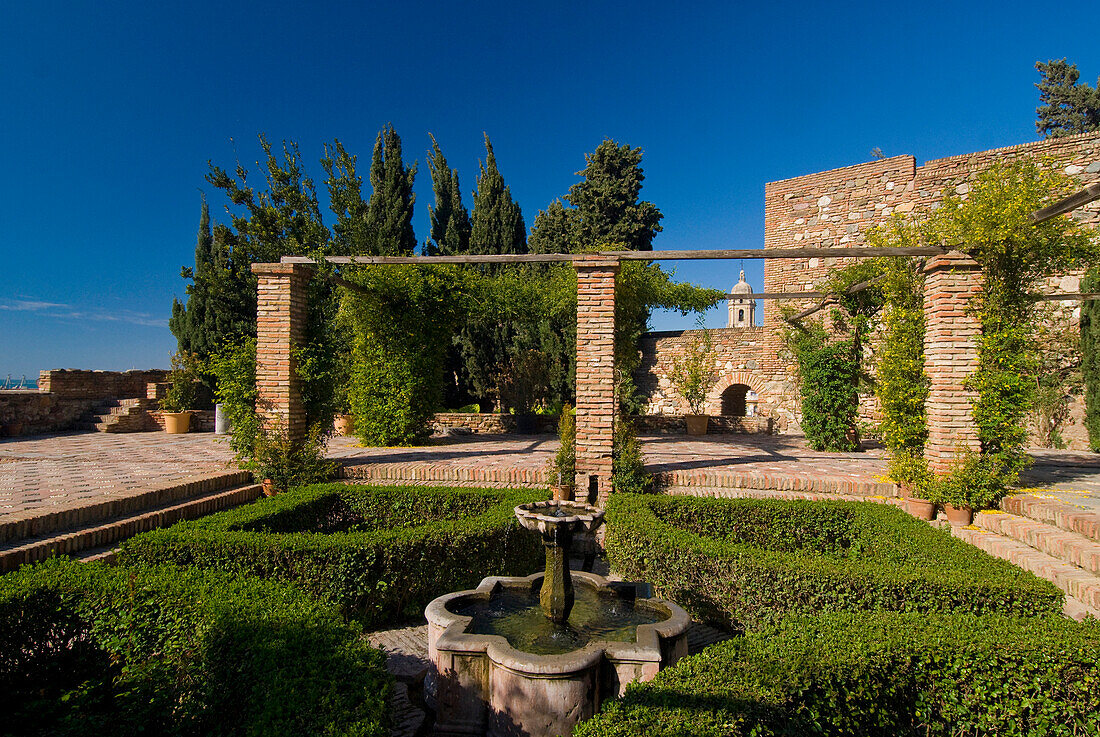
5,431 -> 1100,524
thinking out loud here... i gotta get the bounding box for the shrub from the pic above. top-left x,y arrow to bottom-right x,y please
604,494 -> 1061,629
118,484 -> 546,627
161,351 -> 199,413
550,405 -> 576,487
575,611 -> 1100,737
0,557 -> 390,737
612,419 -> 653,494
668,325 -> 716,415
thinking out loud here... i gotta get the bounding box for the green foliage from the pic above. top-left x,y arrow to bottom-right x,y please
576,611 -> 1100,737
565,139 -> 663,252
1083,266 -> 1100,450
169,197 -> 254,371
160,351 -> 199,413
0,557 -> 390,737
209,337 -> 260,455
928,161 -> 1098,486
118,484 -> 547,627
924,449 -> 1016,510
603,494 -> 1061,630
364,124 -> 418,256
1035,58 -> 1100,138
469,134 -> 526,255
498,349 -> 549,414
248,423 -> 336,491
342,265 -> 465,445
551,405 -> 576,485
425,134 -> 471,257
612,420 -> 653,494
527,199 -> 574,254
320,138 -> 372,255
784,322 -> 861,452
668,324 -> 716,415
1031,303 -> 1082,448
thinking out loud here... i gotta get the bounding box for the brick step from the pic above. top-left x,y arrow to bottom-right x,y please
79,398 -> 157,433
975,509 -> 1100,576
653,469 -> 897,498
0,470 -> 253,544
0,483 -> 263,572
1002,493 -> 1100,543
951,525 -> 1100,621
664,486 -> 900,505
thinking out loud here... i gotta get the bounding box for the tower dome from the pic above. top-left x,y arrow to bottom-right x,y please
727,270 -> 756,328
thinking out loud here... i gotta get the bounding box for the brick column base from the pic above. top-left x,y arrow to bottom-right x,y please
252,262 -> 313,447
923,251 -> 983,472
574,256 -> 619,507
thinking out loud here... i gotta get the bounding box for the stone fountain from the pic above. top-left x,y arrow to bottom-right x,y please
425,500 -> 690,737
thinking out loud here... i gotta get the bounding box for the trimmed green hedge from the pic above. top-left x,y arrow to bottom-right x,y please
118,484 -> 546,627
576,611 -> 1100,736
0,557 -> 390,737
605,495 -> 1062,628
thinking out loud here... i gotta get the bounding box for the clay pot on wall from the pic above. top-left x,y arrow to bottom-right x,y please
904,498 -> 936,521
334,413 -> 355,436
162,412 -> 191,434
262,478 -> 276,497
943,504 -> 974,526
553,484 -> 575,502
685,414 -> 709,436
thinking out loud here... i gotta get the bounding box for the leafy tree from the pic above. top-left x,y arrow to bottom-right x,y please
364,124 -> 418,256
1035,59 -> 1100,138
566,139 -> 663,252
425,134 -> 471,257
469,134 -> 527,255
320,139 -> 371,256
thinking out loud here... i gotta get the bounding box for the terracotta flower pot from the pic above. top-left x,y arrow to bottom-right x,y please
553,483 -> 575,502
163,412 -> 191,434
943,504 -> 974,526
905,497 -> 936,521
685,414 -> 709,436
262,478 -> 276,497
333,413 -> 355,436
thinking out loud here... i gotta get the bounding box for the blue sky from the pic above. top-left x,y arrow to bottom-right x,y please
2,1 -> 1099,380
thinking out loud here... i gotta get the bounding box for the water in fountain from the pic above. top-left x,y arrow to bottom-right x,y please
451,582 -> 666,655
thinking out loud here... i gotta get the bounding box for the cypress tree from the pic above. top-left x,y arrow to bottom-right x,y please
426,134 -> 471,257
470,134 -> 527,255
566,139 -> 662,251
1036,59 -> 1100,138
365,124 -> 418,256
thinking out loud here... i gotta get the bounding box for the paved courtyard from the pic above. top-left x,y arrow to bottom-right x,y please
3,430 -> 1100,521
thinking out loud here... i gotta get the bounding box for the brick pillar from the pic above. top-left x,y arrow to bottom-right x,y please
923,251 -> 983,472
574,256 -> 619,507
252,262 -> 313,446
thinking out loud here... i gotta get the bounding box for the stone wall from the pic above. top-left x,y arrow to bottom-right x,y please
433,413 -> 558,434
37,369 -> 167,400
0,391 -> 96,436
149,410 -> 216,433
631,414 -> 774,435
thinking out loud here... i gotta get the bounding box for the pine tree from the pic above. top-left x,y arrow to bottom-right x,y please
528,200 -> 576,254
426,134 -> 471,256
566,139 -> 663,251
365,124 -> 418,256
1036,59 -> 1100,138
470,134 -> 527,255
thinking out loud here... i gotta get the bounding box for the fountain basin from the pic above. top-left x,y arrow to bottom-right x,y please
425,571 -> 690,737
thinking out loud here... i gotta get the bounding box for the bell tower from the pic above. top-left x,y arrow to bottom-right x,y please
727,270 -> 756,328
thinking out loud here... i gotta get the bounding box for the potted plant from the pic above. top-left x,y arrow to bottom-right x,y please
550,406 -> 576,501
889,450 -> 935,521
161,352 -> 198,434
248,423 -> 335,496
925,450 -> 1009,526
498,350 -> 549,435
669,326 -> 717,436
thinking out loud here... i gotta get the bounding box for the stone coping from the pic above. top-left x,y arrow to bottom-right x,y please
425,571 -> 691,674
514,500 -> 605,535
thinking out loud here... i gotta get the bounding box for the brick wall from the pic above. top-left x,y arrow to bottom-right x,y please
253,262 -> 312,445
37,369 -> 167,399
574,257 -> 619,505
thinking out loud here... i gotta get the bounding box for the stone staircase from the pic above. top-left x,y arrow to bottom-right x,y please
0,471 -> 261,572
77,397 -> 158,432
951,493 -> 1100,621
